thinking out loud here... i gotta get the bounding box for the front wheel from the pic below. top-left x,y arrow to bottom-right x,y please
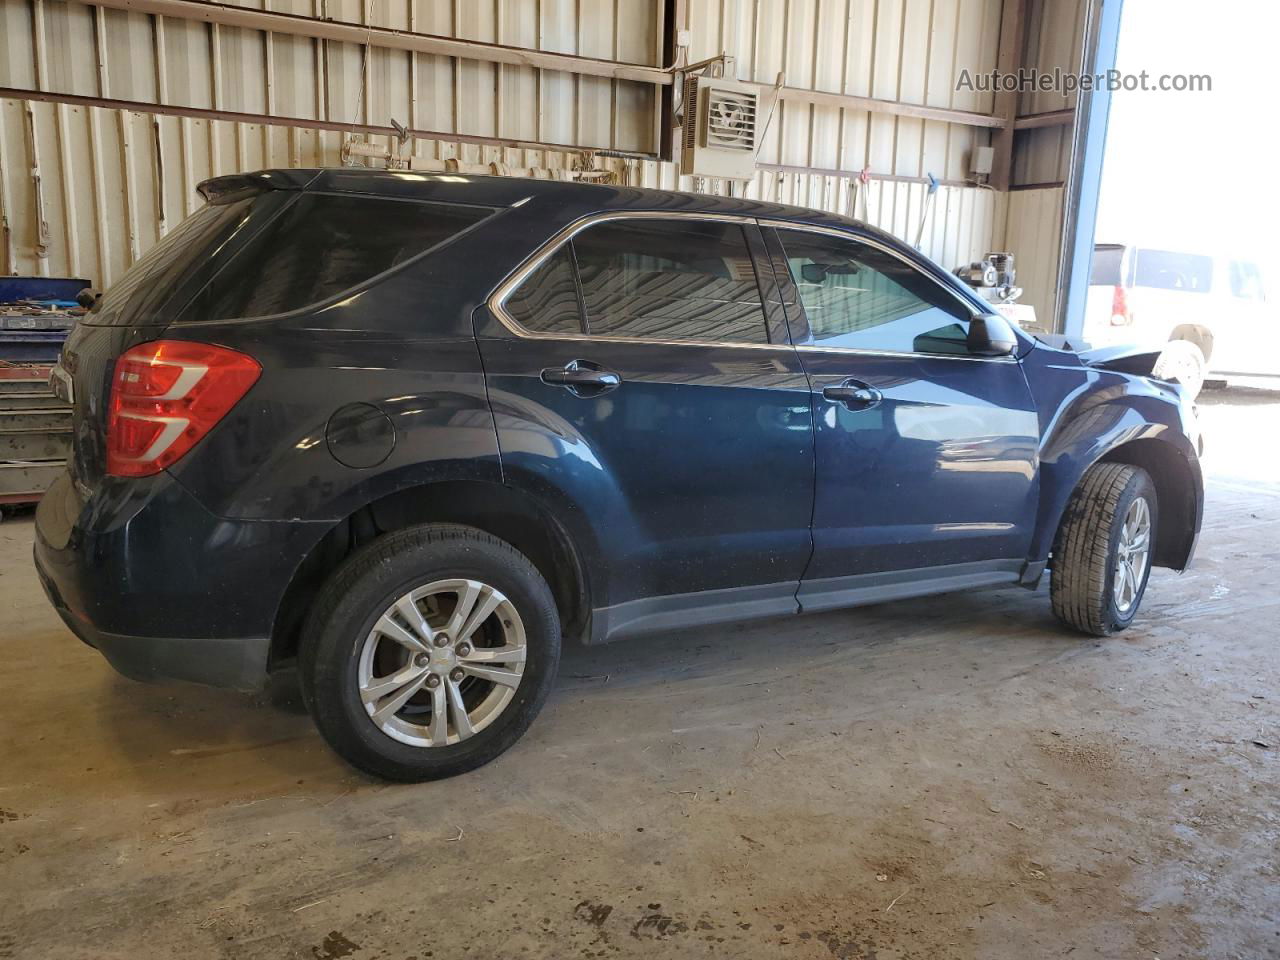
300,524 -> 561,781
1051,463 -> 1158,636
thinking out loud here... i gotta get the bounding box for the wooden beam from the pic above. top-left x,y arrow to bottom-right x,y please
1014,108 -> 1075,131
989,0 -> 1028,190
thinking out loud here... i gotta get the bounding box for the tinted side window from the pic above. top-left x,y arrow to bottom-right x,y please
776,229 -> 971,355
1133,250 -> 1212,293
188,194 -> 492,320
1229,260 -> 1266,301
503,246 -> 584,334
571,219 -> 769,344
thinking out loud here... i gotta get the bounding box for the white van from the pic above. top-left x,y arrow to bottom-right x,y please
1084,244 -> 1275,383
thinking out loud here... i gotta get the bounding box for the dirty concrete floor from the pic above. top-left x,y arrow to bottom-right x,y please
1,390 -> 1277,960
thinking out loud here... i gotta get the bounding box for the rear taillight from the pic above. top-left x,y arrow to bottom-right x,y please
1110,284 -> 1132,326
106,340 -> 260,478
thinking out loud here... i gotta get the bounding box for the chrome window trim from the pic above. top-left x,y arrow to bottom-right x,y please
759,218 -> 1018,363
792,343 -> 1014,363
487,209 -> 1017,362
487,210 -> 785,351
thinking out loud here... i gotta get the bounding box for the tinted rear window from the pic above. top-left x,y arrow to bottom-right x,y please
184,194 -> 493,321
1134,250 -> 1212,293
1090,244 -> 1127,286
87,198 -> 257,325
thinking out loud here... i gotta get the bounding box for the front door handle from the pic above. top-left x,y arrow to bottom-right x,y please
822,379 -> 883,410
540,359 -> 622,397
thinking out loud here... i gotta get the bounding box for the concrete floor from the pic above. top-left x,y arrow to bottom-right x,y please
1,390 -> 1277,960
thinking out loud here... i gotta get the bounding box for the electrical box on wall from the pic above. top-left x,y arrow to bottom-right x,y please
680,76 -> 761,181
971,146 -> 995,176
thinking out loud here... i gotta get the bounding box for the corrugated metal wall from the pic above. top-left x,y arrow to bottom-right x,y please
0,0 -> 1045,301
999,0 -> 1090,324
684,0 -> 1004,182
0,94 -> 1005,286
0,0 -> 662,152
1014,0 -> 1086,187
1003,186 -> 1063,318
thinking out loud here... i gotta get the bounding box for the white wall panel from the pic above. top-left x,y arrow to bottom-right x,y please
1000,185 -> 1064,321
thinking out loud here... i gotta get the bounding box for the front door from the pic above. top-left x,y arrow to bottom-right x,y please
477,215 -> 814,640
763,226 -> 1041,612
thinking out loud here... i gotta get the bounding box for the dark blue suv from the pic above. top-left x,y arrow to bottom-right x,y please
34,170 -> 1203,780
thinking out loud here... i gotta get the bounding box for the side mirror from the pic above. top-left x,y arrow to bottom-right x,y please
967,313 -> 1018,357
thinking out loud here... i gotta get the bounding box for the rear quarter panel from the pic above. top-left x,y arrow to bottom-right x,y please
158,205 -> 550,524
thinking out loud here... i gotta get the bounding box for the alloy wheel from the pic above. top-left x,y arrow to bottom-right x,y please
1113,496 -> 1152,614
357,579 -> 527,747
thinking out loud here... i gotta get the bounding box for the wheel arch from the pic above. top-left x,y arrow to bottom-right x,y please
1095,437 -> 1200,570
269,480 -> 592,668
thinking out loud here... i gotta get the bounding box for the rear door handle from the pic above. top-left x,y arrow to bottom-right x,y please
540,359 -> 622,397
822,379 -> 882,410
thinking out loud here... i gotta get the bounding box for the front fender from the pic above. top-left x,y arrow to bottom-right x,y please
1024,346 -> 1202,569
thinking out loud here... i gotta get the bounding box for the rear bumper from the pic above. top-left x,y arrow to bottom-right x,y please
38,575 -> 269,690
34,469 -> 323,691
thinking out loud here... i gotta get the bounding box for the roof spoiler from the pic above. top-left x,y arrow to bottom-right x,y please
197,170 -> 317,205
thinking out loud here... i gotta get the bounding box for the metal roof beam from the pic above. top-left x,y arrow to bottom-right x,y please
89,0 -> 674,86
84,0 -> 1009,131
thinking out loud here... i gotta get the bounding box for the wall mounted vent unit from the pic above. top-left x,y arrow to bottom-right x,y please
681,76 -> 761,181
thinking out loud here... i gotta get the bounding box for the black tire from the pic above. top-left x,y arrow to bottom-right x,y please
299,523 -> 561,781
1050,463 -> 1158,636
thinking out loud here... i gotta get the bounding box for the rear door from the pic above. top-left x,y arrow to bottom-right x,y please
476,214 -> 814,640
762,225 -> 1041,610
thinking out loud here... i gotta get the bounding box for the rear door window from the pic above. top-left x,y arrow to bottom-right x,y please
1133,250 -> 1212,293
572,219 -> 770,344
185,194 -> 493,321
499,217 -> 772,345
502,246 -> 585,335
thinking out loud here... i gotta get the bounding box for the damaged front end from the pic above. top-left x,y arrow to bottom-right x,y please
1077,343 -> 1167,376
1036,334 -> 1205,399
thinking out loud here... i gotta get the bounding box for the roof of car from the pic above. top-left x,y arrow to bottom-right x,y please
199,167 -> 881,234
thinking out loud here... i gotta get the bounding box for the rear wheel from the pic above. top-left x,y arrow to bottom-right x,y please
1051,463 -> 1157,636
300,523 -> 561,781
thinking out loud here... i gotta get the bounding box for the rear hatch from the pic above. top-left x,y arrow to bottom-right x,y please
57,176 -> 303,492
